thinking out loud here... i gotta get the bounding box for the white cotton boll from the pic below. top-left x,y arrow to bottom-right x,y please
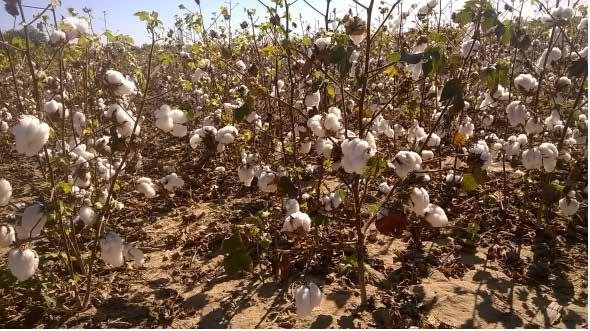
193,67 -> 205,82
514,74 -> 538,92
482,114 -> 494,127
105,69 -> 125,85
522,147 -> 542,170
7,248 -> 39,281
235,60 -> 247,72
324,113 -> 342,132
461,40 -> 480,57
295,282 -> 323,317
116,79 -> 137,96
300,141 -> 312,154
78,201 -> 96,226
550,6 -> 574,21
470,140 -> 492,168
12,115 -> 50,157
516,134 -> 528,145
408,121 -> 427,143
43,99 -> 67,118
73,111 -> 86,135
506,101 -> 529,127
0,178 -> 12,206
1,121 -> 8,133
409,187 -> 430,216
446,171 -> 462,184
544,109 -> 563,130
559,196 -> 579,216
136,177 -> 157,198
49,30 -> 66,44
305,91 -> 321,108
100,232 -> 125,267
535,48 -> 562,72
578,17 -> 588,30
421,150 -> 434,161
238,165 -> 256,187
307,115 -> 326,137
504,136 -> 521,158
62,17 -> 89,38
124,244 -> 145,267
458,121 -> 475,138
314,37 -> 331,50
525,117 -> 544,135
420,133 -> 441,147
315,138 -> 333,158
392,151 -> 422,178
215,125 -> 239,144
284,198 -> 300,214
257,169 -> 277,193
189,126 -> 217,149
282,211 -> 312,233
322,191 -> 343,211
214,166 -> 226,174
378,182 -> 392,194
1,224 -> 16,247
341,138 -> 376,174
424,204 -> 448,227
16,203 -> 46,239
539,143 -> 558,172
161,173 -> 184,193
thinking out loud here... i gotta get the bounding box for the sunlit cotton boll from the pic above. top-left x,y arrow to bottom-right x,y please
100,232 -> 125,267
424,204 -> 448,227
16,203 -> 47,239
154,105 -> 188,137
409,187 -> 430,216
189,126 -> 217,149
522,147 -> 542,170
525,117 -> 544,135
8,248 -> 39,281
559,191 -> 579,216
215,125 -> 239,144
514,74 -> 538,92
49,30 -> 66,45
136,177 -> 158,198
392,151 -> 422,178
282,211 -> 312,233
0,178 -> 12,206
238,165 -> 256,187
62,16 -> 89,39
341,138 -> 376,174
12,115 -> 50,157
257,168 -> 277,193
0,224 -> 16,247
43,99 -> 68,118
161,173 -> 185,193
506,101 -> 529,127
539,142 -> 558,172
295,282 -> 323,317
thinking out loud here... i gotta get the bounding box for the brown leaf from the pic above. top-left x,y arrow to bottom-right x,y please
375,210 -> 407,237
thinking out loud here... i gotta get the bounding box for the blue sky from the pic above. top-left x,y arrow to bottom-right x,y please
0,0 -> 567,45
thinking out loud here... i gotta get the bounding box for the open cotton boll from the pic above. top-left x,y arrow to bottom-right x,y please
16,203 -> 46,239
461,39 -> 480,57
504,136 -> 521,159
1,121 -> 8,133
257,168 -> 277,193
307,115 -> 326,137
409,187 -> 430,216
284,198 -> 300,214
341,138 -> 376,174
514,74 -> 538,92
1,224 -> 16,247
78,200 -> 96,226
446,171 -> 462,184
578,17 -> 588,30
282,211 -> 312,233
421,150 -> 434,161
304,90 -> 321,108
189,126 -> 217,149
12,115 -> 50,157
72,111 -> 86,135
136,177 -> 158,198
315,138 -> 333,158
44,99 -> 68,118
295,282 -> 322,317
314,36 -> 331,50
525,117 -> 544,135
8,248 -> 39,281
0,178 -> 12,206
424,204 -> 448,227
124,244 -> 145,267
559,193 -> 579,216
299,140 -> 313,154
544,110 -> 563,130
322,191 -> 343,211
215,125 -> 239,144
522,147 -> 542,169
392,151 -> 422,178
161,173 -> 185,193
539,143 -> 558,172
506,101 -> 529,127
100,232 -> 125,267
535,48 -> 562,73
238,165 -> 256,187
62,16 -> 89,38
378,182 -> 392,194
235,60 -> 247,72
214,166 -> 226,174
469,140 -> 492,168
324,112 -> 342,132
549,6 -> 574,21
106,69 -> 125,85
49,30 -> 66,45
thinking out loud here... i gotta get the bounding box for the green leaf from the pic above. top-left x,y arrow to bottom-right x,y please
222,232 -> 245,254
363,155 -> 387,178
461,173 -> 479,192
326,85 -> 336,98
302,35 -> 312,47
440,78 -> 463,103
386,52 -> 401,63
223,250 -> 253,274
312,214 -> 329,226
58,181 -> 72,194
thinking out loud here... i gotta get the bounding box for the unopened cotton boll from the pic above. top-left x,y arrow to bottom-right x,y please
424,204 -> 448,227
295,282 -> 323,317
215,125 -> 239,144
136,177 -> 157,198
16,203 -> 46,239
0,178 -> 12,206
392,151 -> 422,178
12,115 -> 50,156
514,74 -> 538,92
8,248 -> 39,281
409,187 -> 430,216
506,101 -> 529,127
282,211 -> 312,233
341,138 -> 376,174
100,232 -> 125,267
0,224 -> 16,247
124,244 -> 145,267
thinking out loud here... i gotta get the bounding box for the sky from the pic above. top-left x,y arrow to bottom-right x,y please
0,0 -> 580,45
